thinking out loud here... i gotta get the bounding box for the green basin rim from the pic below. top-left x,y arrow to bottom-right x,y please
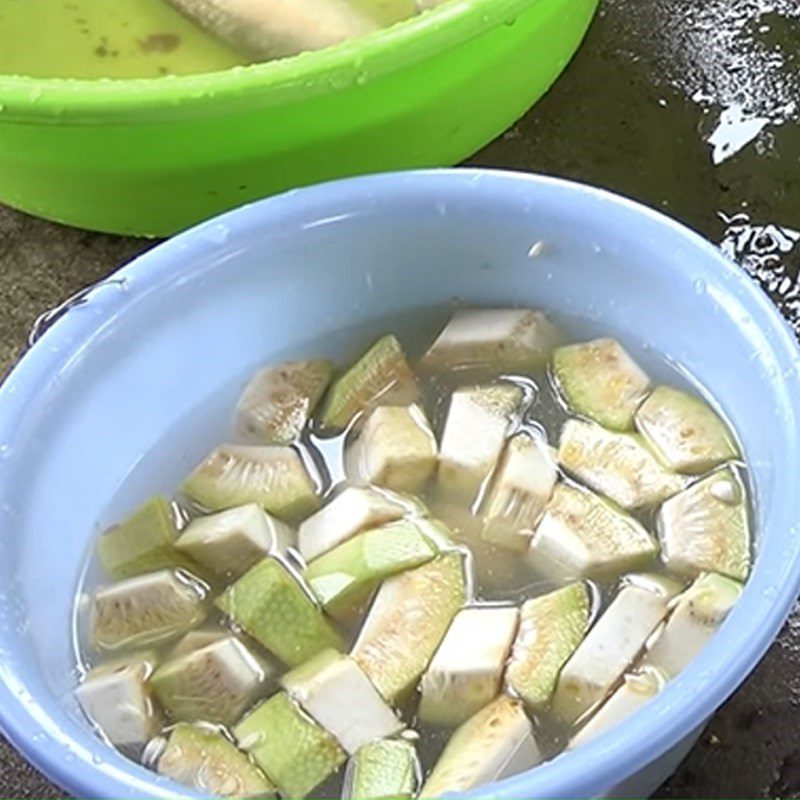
0,0 -> 552,122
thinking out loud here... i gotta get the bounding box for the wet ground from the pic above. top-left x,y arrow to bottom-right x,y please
1,0 -> 799,796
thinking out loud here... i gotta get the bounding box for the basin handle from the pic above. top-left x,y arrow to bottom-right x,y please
28,278 -> 128,347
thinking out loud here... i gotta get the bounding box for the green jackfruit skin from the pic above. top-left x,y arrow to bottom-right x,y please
319,335 -> 416,432
234,692 -> 346,798
552,338 -> 650,431
348,739 -> 418,800
304,520 -> 437,615
158,723 -> 275,797
635,385 -> 739,474
505,583 -> 590,711
216,557 -> 342,667
97,496 -> 199,580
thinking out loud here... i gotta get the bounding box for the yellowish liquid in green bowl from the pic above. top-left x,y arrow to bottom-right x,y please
0,0 -> 419,80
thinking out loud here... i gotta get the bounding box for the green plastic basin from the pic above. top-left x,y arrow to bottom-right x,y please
0,0 -> 597,236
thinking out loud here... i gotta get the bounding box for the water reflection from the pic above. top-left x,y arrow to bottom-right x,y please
720,211 -> 800,331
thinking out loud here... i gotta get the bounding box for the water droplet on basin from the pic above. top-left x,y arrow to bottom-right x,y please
694,278 -> 707,294
206,223 -> 230,245
527,241 -> 545,258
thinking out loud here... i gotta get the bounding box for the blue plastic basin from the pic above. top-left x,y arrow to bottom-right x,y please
0,169 -> 799,798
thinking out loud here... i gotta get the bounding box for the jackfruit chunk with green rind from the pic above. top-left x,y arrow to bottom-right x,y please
345,403 -> 438,493
182,444 -> 319,521
419,605 -> 518,727
558,419 -> 687,510
657,467 -> 750,581
505,582 -> 590,712
234,692 -> 346,799
176,503 -> 294,581
419,695 -> 542,798
151,636 -> 268,726
304,519 -> 438,617
352,552 -> 468,703
319,335 -> 416,432
298,486 -> 414,563
552,338 -> 650,430
635,385 -> 739,474
642,572 -> 743,677
97,496 -> 195,580
75,655 -> 161,747
421,308 -> 562,373
90,569 -> 207,651
551,574 -> 682,724
158,723 -> 275,798
528,484 -> 658,580
567,666 -> 667,750
236,359 -> 333,445
216,557 -> 342,667
481,432 -> 557,552
346,739 -> 419,800
438,384 -> 523,508
281,649 -> 402,754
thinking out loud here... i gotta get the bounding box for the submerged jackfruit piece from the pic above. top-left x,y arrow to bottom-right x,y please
298,486 -> 416,563
304,519 -> 438,617
151,636 -> 269,725
552,338 -> 650,430
352,552 -> 468,703
345,739 -> 419,800
635,385 -> 738,474
75,653 -> 161,748
438,384 -> 522,508
421,308 -> 562,373
90,569 -> 207,652
419,605 -> 518,727
420,695 -> 542,798
481,432 -> 557,552
281,649 -> 402,754
658,467 -> 750,581
158,723 -> 275,797
642,572 -> 743,677
167,0 -> 386,62
345,403 -> 437,493
234,692 -> 346,799
176,503 -> 293,580
567,666 -> 667,750
216,557 -> 342,667
183,444 -> 319,521
528,483 -> 658,580
552,574 -> 681,724
236,359 -> 333,445
319,335 -> 416,432
97,496 -> 195,580
505,582 -> 590,712
558,419 -> 686,509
